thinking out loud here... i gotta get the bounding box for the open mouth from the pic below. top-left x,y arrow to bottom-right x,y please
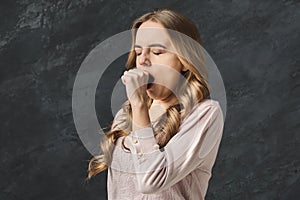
147,83 -> 153,89
147,74 -> 154,89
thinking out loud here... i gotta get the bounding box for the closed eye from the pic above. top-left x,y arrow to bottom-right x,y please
153,51 -> 162,55
152,49 -> 165,55
134,48 -> 165,56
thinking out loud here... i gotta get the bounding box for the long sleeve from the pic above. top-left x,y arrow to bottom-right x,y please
110,99 -> 224,194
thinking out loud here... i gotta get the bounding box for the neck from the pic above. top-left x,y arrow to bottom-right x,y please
151,93 -> 179,110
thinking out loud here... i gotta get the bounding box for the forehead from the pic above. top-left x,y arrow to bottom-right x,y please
135,21 -> 172,48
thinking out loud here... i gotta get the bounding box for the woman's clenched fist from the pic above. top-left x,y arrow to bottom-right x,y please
121,68 -> 151,107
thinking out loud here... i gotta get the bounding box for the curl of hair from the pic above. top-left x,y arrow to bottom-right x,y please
87,9 -> 210,180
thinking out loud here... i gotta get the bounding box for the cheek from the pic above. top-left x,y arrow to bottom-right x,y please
171,59 -> 184,72
154,73 -> 181,92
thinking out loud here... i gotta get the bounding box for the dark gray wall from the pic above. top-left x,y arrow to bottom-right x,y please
0,0 -> 299,199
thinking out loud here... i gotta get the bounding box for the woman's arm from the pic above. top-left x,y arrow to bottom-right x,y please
120,68 -> 224,193
131,103 -> 151,131
112,100 -> 224,194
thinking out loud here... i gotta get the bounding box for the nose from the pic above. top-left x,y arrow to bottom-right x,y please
138,50 -> 151,66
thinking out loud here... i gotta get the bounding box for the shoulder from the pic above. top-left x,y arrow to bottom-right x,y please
112,107 -> 127,128
190,98 -> 222,115
195,98 -> 221,111
181,99 -> 224,125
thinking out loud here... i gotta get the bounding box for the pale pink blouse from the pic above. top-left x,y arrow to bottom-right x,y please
107,99 -> 224,200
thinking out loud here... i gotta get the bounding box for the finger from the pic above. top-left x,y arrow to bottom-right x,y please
129,70 -> 144,77
123,69 -> 141,79
123,70 -> 146,83
122,69 -> 150,88
134,68 -> 151,77
121,74 -> 132,84
131,69 -> 151,80
121,72 -> 137,85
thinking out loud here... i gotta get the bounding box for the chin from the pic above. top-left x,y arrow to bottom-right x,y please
146,89 -> 160,100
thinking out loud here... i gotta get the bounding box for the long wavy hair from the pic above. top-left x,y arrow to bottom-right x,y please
87,9 -> 210,180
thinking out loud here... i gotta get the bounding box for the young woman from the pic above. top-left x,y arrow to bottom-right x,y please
87,9 -> 224,200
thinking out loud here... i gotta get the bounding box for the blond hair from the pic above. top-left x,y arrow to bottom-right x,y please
87,9 -> 210,180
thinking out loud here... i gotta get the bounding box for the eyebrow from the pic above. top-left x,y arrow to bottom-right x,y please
134,44 -> 167,49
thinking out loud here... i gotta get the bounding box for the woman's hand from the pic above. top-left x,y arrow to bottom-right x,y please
121,68 -> 151,130
121,68 -> 150,108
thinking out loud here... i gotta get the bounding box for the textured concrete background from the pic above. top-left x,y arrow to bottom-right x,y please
0,0 -> 299,199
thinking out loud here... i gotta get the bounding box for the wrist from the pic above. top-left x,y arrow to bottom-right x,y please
131,101 -> 148,111
131,103 -> 151,131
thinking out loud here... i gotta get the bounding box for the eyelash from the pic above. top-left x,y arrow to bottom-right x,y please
153,51 -> 162,55
135,51 -> 163,56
